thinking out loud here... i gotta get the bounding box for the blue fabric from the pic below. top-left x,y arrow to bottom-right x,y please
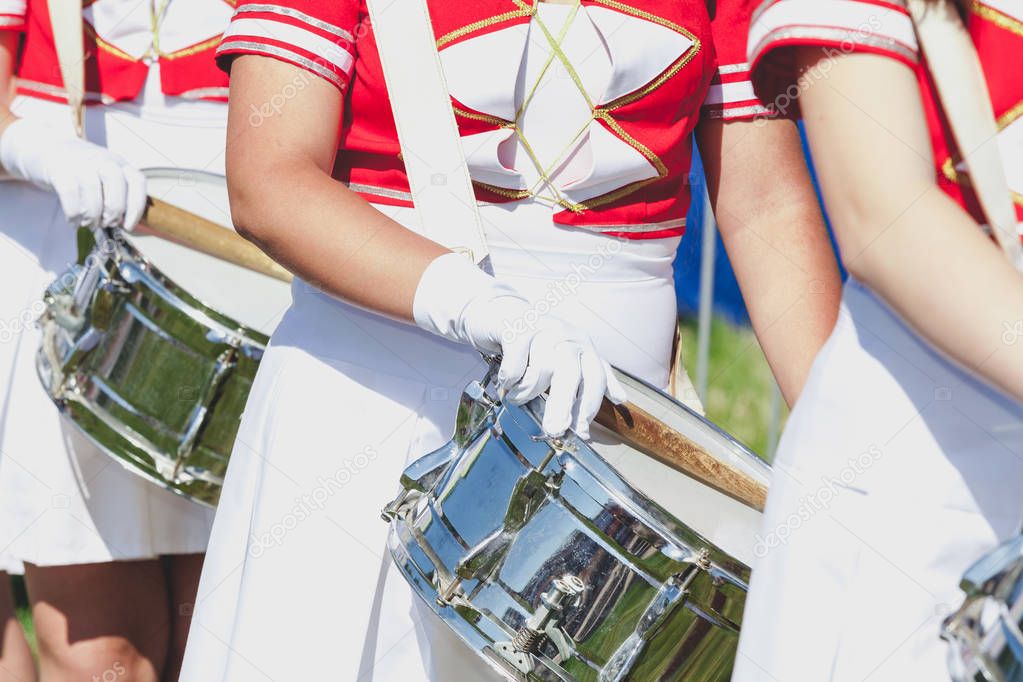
674,123 -> 845,324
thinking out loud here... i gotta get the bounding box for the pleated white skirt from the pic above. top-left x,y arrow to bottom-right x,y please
733,279 -> 1023,681
0,92 -> 227,566
181,202 -> 682,680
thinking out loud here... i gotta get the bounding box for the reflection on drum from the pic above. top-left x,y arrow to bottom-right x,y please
35,169 -> 292,507
945,534 -> 1023,682
383,363 -> 771,680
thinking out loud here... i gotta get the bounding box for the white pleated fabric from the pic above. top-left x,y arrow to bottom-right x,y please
0,77 -> 229,567
181,193 -> 682,680
734,279 -> 1023,681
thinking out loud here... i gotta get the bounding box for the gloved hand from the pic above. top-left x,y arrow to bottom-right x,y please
413,252 -> 627,439
0,118 -> 147,231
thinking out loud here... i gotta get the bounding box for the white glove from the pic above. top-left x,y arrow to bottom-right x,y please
413,252 -> 627,439
0,118 -> 147,231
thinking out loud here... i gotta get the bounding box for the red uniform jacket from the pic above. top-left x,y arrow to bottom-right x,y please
0,0 -> 232,104
217,0 -> 778,239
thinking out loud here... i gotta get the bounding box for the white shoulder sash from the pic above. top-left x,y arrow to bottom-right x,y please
47,0 -> 86,138
907,0 -> 1023,269
365,0 -> 491,268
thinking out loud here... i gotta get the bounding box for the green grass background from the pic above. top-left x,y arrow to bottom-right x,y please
678,316 -> 786,458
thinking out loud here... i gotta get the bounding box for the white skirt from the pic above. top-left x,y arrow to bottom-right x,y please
181,202 -> 682,680
733,279 -> 1023,681
0,93 -> 228,566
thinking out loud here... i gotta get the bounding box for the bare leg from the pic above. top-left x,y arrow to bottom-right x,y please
25,561 -> 168,682
0,571 -> 35,682
160,555 -> 204,682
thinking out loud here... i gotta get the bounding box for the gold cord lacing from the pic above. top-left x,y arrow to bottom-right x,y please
446,0 -> 700,212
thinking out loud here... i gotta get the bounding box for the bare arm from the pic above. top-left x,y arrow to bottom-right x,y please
225,56 -> 448,321
1,32 -> 18,135
794,48 -> 1023,401
696,116 -> 842,406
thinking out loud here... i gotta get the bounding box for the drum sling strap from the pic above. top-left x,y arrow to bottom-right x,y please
47,0 -> 86,138
907,0 -> 1023,270
364,0 -> 491,268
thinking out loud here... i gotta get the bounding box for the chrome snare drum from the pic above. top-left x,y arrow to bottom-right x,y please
383,365 -> 771,680
36,169 -> 292,507
944,534 -> 1023,681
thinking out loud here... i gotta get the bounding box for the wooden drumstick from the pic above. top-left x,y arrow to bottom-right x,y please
139,197 -> 294,284
595,400 -> 768,512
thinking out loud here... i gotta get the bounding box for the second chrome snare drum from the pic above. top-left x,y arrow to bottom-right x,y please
36,168 -> 292,507
944,534 -> 1023,681
383,364 -> 771,680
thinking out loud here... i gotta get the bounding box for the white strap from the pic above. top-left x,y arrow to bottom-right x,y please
47,0 -> 85,139
365,0 -> 490,268
907,0 -> 1023,269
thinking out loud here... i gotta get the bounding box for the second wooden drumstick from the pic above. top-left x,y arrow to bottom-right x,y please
140,197 -> 294,284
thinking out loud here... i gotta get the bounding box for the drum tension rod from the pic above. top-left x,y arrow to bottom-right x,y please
495,575 -> 586,675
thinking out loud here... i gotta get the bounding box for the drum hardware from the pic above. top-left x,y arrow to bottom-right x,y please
943,533 -> 1023,682
169,343 -> 240,482
384,363 -> 769,680
495,575 -> 587,675
440,445 -> 568,608
38,259 -> 122,398
603,548 -> 721,682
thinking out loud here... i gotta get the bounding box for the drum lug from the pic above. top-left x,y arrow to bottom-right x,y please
383,381 -> 500,526
45,294 -> 86,333
454,380 -> 498,446
397,441 -> 464,497
173,347 -> 239,479
601,549 -> 718,682
380,489 -> 422,523
454,468 -> 561,587
436,575 -> 464,607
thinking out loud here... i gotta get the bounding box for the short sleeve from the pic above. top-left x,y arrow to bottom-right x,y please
747,0 -> 920,114
0,0 -> 26,32
216,1 -> 360,92
701,0 -> 778,121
